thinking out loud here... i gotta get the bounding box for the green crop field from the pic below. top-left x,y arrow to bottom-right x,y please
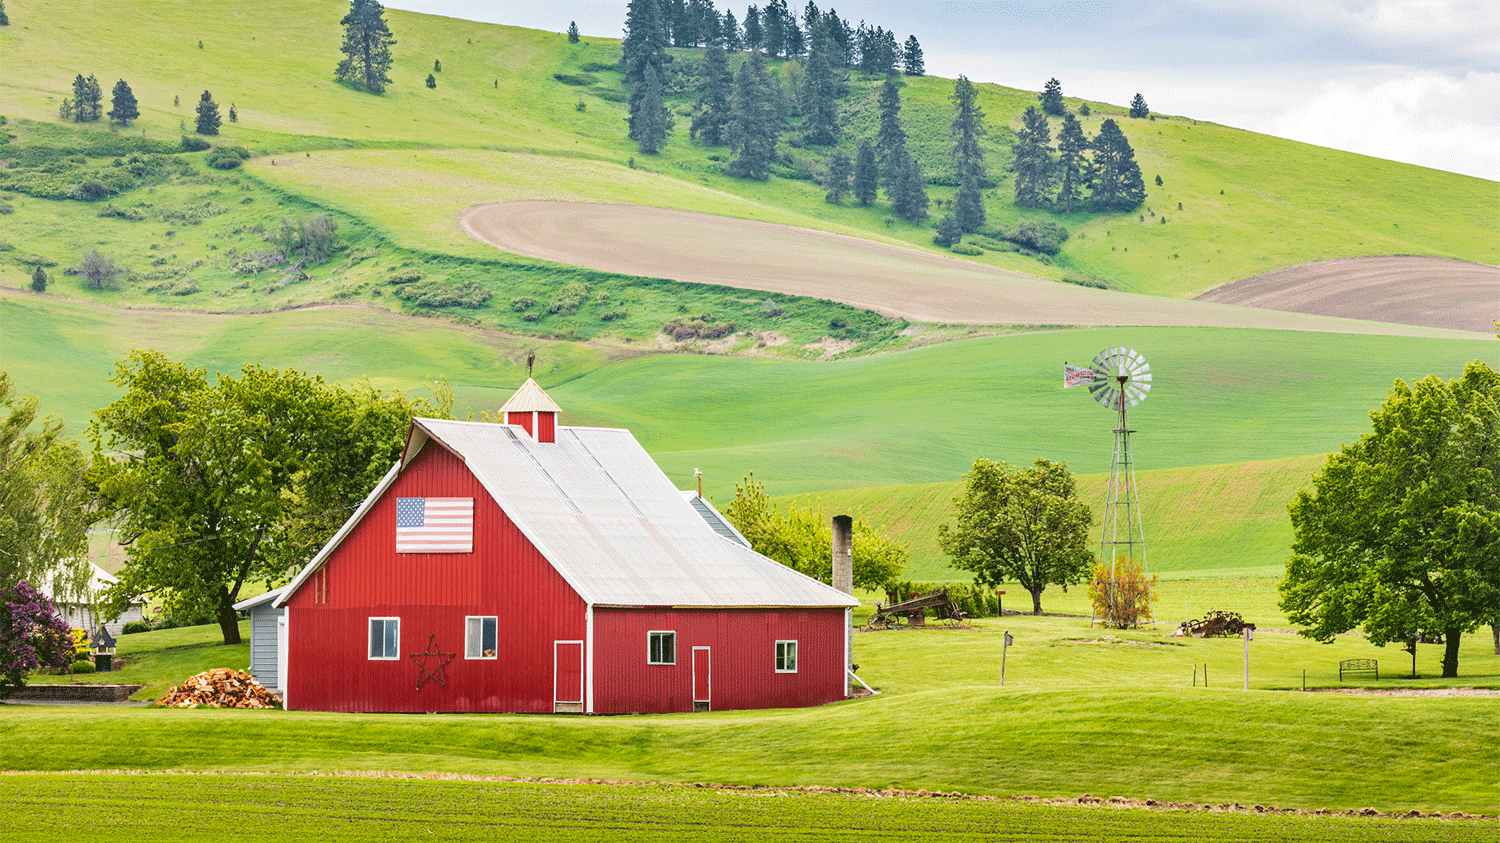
2,774 -> 1493,842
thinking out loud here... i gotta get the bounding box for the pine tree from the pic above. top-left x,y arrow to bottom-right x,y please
762,0 -> 787,58
933,213 -> 962,247
1089,118 -> 1146,211
433,58 -> 442,72
1011,106 -> 1054,209
743,5 -> 762,50
727,50 -> 781,180
0,1 -> 9,26
83,75 -> 103,121
691,44 -> 734,145
888,146 -> 928,223
59,99 -> 74,121
798,21 -> 839,146
823,149 -> 852,204
425,73 -> 437,88
336,0 -> 397,94
108,79 -> 139,126
852,140 -> 878,206
195,90 -> 221,135
723,10 -> 742,50
635,65 -> 670,154
949,75 -> 987,232
902,35 -> 924,75
1054,111 -> 1088,214
70,74 -> 102,123
1039,77 -> 1064,116
875,74 -> 905,169
30,266 -> 46,293
1128,93 -> 1149,119
229,103 -> 238,122
568,21 -> 580,43
622,0 -> 671,141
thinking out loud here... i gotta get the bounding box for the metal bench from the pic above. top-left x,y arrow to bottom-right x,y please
1339,658 -> 1378,681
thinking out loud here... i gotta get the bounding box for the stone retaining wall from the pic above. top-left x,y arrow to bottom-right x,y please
9,683 -> 144,702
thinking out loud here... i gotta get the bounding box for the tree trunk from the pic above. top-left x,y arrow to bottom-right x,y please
1441,627 -> 1461,678
1491,624 -> 1499,655
1030,589 -> 1043,614
217,596 -> 242,646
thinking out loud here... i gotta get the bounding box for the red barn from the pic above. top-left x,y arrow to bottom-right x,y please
273,379 -> 857,713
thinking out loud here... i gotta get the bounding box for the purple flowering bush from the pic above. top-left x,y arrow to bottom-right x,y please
0,580 -> 75,699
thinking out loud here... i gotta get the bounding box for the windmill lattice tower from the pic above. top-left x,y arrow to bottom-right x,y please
1064,347 -> 1152,626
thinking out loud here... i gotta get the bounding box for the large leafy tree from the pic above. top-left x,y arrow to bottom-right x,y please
727,49 -> 781,180
0,373 -> 92,598
726,474 -> 906,589
690,43 -> 734,145
107,79 -> 139,126
1011,106 -> 1054,209
336,0 -> 397,94
1280,362 -> 1500,678
939,457 -> 1094,614
949,75 -> 987,232
89,351 -> 451,646
0,580 -> 74,700
1088,118 -> 1146,212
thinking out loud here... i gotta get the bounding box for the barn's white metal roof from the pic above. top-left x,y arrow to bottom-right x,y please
409,418 -> 856,609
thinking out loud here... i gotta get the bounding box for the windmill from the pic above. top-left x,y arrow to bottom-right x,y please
1064,347 -> 1152,626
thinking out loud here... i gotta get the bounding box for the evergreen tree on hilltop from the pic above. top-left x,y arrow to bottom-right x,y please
1054,111 -> 1089,214
635,65 -> 671,154
568,21 -> 580,43
824,148 -> 851,205
691,44 -> 734,145
902,35 -> 923,75
0,1 -> 9,26
108,79 -> 139,126
802,1 -> 820,35
336,0 -> 397,94
195,90 -> 221,135
622,0 -> 671,142
949,75 -> 987,232
727,50 -> 782,180
1039,78 -> 1064,116
852,139 -> 878,206
723,10 -> 742,50
762,0 -> 787,57
743,5 -> 763,50
798,21 -> 840,146
888,146 -> 928,223
1089,118 -> 1146,211
1128,93 -> 1150,118
875,73 -> 906,169
1011,106 -> 1054,209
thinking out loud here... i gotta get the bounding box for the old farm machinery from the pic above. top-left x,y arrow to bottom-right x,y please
1180,610 -> 1256,638
865,588 -> 969,630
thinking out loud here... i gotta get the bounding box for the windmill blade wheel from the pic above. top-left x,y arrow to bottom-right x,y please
1088,346 -> 1152,410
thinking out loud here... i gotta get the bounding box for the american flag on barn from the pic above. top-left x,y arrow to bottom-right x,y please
270,378 -> 857,715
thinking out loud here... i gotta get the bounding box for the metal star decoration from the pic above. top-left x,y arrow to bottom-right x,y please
409,634 -> 455,689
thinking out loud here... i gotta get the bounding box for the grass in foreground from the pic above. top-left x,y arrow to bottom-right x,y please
1,774 -> 1490,843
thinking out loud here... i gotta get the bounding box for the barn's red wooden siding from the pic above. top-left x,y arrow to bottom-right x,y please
284,444 -> 586,713
592,607 -> 848,713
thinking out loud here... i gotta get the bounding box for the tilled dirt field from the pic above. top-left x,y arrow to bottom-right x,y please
458,201 -> 1480,337
1196,256 -> 1500,333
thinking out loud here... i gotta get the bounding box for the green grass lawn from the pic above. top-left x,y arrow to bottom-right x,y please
2,774 -> 1492,842
25,622 -> 250,700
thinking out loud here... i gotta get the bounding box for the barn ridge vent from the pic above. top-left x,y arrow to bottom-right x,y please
500,377 -> 561,443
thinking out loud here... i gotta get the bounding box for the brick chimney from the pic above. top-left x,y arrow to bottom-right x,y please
499,378 -> 561,443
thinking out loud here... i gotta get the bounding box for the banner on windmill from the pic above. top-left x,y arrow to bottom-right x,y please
1063,364 -> 1097,388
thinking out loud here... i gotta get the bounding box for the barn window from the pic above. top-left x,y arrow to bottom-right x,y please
775,640 -> 798,673
465,616 -> 498,659
368,617 -> 400,660
648,631 -> 675,665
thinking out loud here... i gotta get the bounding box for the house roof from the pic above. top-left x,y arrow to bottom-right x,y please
281,416 -> 856,610
681,491 -> 752,548
233,585 -> 289,612
37,562 -> 140,605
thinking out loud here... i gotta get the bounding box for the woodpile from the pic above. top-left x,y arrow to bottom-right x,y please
157,668 -> 282,709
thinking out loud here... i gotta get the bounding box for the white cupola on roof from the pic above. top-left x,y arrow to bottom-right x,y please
500,378 -> 561,442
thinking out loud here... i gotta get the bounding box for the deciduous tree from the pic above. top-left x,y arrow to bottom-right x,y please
77,249 -> 126,290
194,90 -> 220,135
1088,556 -> 1157,628
0,373 -> 92,597
938,457 -> 1094,614
949,75 -> 987,231
89,351 -> 452,646
336,0 -> 397,94
726,474 -> 906,589
1011,106 -> 1054,209
0,580 -> 74,700
1280,362 -> 1500,677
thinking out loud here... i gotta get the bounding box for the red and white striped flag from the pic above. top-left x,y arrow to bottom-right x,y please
396,497 -> 473,553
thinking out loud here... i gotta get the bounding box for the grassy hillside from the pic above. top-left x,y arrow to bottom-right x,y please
0,0 -> 1493,335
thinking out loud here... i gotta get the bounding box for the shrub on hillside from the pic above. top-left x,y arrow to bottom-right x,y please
950,243 -> 984,256
547,283 -> 590,315
998,220 -> 1069,255
552,72 -> 599,86
394,279 -> 492,309
181,135 -> 210,152
205,145 -> 250,170
662,316 -> 737,340
1060,270 -> 1110,289
120,620 -> 153,635
387,269 -> 423,285
97,203 -> 144,220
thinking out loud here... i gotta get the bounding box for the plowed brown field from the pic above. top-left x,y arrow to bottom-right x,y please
459,202 -> 1483,337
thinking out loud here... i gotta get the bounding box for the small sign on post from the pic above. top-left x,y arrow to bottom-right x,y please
1001,631 -> 1014,687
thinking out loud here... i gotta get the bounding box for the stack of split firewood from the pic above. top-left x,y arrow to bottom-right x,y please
157,668 -> 282,709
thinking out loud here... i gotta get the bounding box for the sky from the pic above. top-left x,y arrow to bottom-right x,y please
385,1 -> 1500,182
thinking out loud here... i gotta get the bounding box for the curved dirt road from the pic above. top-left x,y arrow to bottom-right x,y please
1195,256 -> 1499,333
459,201 -> 1483,337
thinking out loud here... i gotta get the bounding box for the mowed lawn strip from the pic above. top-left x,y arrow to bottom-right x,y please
1,774 -> 1492,843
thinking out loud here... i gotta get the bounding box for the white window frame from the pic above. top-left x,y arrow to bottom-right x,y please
775,640 -> 798,673
368,617 -> 400,660
647,630 -> 676,665
465,615 -> 498,660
